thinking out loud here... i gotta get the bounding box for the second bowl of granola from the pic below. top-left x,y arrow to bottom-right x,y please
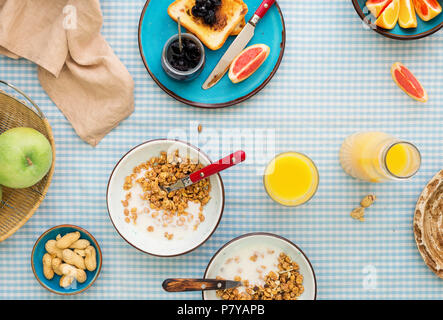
203,233 -> 317,300
107,139 -> 225,257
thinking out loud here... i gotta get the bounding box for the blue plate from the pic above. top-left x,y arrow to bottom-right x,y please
352,0 -> 443,40
138,0 -> 286,108
31,225 -> 102,295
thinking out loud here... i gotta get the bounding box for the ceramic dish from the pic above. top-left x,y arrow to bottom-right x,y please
138,0 -> 286,108
414,169 -> 443,279
31,225 -> 102,295
107,139 -> 225,257
203,233 -> 317,300
352,0 -> 443,40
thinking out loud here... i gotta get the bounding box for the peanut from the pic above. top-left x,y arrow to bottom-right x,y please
42,253 -> 54,280
350,207 -> 365,222
74,249 -> 86,257
56,234 -> 61,240
76,270 -> 87,283
69,239 -> 90,250
360,194 -> 376,208
59,275 -> 74,288
51,257 -> 63,276
56,231 -> 80,249
62,249 -> 86,270
84,246 -> 97,271
59,264 -> 87,283
45,240 -> 63,259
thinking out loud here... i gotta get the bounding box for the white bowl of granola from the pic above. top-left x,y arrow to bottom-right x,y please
106,139 -> 225,257
203,233 -> 317,300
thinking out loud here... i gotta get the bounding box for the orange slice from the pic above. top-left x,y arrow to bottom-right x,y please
413,0 -> 442,21
391,62 -> 428,103
366,0 -> 393,17
228,44 -> 270,84
376,0 -> 400,29
399,0 -> 418,27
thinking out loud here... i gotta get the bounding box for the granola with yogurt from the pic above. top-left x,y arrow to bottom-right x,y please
121,150 -> 211,240
216,252 -> 304,300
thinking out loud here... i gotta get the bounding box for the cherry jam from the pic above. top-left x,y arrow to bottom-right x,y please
191,0 -> 222,25
167,38 -> 202,72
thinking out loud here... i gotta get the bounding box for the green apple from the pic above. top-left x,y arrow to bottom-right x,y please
0,127 -> 53,189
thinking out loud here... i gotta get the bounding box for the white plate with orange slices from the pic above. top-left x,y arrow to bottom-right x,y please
353,0 -> 443,39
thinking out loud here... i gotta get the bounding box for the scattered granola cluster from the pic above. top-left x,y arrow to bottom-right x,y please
216,253 -> 304,300
121,150 -> 211,239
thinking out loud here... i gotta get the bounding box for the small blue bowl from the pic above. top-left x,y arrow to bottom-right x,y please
352,0 -> 443,40
31,225 -> 102,295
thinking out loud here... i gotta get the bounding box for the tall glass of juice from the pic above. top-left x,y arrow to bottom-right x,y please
339,132 -> 421,183
263,152 -> 319,207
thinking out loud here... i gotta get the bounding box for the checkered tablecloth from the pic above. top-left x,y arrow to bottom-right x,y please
0,0 -> 442,300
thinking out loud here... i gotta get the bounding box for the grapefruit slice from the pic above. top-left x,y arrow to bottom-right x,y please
375,0 -> 400,29
366,0 -> 393,17
399,0 -> 418,28
391,62 -> 428,102
228,44 -> 270,84
413,0 -> 442,21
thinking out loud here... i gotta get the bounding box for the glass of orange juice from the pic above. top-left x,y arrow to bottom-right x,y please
339,132 -> 421,183
263,152 -> 319,207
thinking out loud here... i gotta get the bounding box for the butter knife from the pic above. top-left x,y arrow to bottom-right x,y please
202,0 -> 276,90
162,278 -> 242,292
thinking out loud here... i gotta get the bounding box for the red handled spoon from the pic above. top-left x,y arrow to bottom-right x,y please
161,150 -> 246,193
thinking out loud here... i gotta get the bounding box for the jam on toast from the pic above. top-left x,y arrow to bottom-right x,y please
168,0 -> 248,50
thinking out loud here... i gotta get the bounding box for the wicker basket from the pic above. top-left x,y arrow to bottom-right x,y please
0,80 -> 55,242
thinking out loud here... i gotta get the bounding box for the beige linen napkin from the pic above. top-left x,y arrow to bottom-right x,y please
0,0 -> 134,146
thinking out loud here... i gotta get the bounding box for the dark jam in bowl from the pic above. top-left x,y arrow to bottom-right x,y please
167,38 -> 202,72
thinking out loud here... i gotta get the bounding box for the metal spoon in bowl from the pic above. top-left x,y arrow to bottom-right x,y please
177,16 -> 183,53
161,150 -> 246,193
162,278 -> 242,292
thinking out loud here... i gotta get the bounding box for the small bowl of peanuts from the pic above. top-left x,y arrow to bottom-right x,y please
203,233 -> 317,300
31,225 -> 102,295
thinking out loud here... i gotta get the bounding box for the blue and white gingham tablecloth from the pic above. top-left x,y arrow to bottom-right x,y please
0,0 -> 442,299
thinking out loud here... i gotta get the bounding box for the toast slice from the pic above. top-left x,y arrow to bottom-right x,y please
168,0 -> 248,50
231,18 -> 246,36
